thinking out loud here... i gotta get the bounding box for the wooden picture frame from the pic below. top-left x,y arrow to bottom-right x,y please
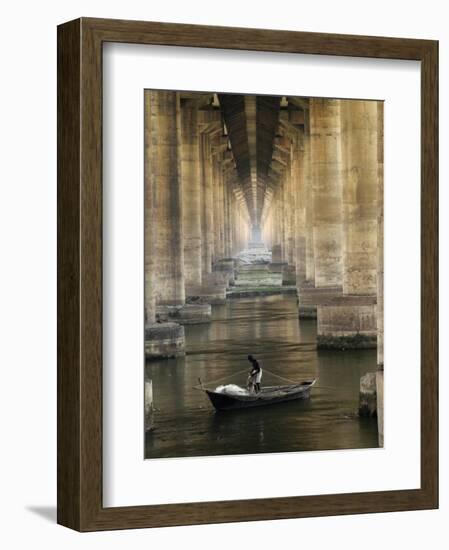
57,17 -> 438,531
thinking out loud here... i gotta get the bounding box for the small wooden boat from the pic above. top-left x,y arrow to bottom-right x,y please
204,379 -> 316,411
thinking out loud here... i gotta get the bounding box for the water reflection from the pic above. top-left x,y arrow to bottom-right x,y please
145,295 -> 378,459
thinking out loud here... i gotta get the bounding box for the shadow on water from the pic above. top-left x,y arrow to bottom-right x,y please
145,294 -> 379,459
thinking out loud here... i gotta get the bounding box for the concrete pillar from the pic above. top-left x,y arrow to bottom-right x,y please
341,100 -> 378,297
293,129 -> 307,288
376,101 -> 384,446
376,102 -> 384,368
144,91 -> 156,325
145,379 -> 154,431
200,132 -> 214,275
144,91 -> 185,358
316,100 -> 380,349
181,99 -> 202,288
151,91 -> 185,306
304,114 -> 315,287
310,98 -> 343,289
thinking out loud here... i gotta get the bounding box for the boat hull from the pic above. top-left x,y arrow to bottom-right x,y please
205,381 -> 315,411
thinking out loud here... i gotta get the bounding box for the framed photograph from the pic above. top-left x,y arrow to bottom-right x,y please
57,17 -> 438,531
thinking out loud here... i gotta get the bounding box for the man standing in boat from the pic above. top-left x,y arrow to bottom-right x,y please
247,355 -> 263,393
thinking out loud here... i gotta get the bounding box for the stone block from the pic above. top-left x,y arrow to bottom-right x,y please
156,303 -> 212,324
145,379 -> 155,431
316,304 -> 377,349
282,265 -> 297,286
235,265 -> 283,287
186,284 -> 227,305
145,322 -> 185,359
359,371 -> 377,417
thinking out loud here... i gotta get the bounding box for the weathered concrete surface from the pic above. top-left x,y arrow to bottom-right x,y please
377,103 -> 384,368
181,99 -> 203,288
237,245 -> 271,265
213,259 -> 235,285
145,379 -> 155,431
144,91 -> 157,325
282,265 -> 296,286
227,286 -> 297,298
317,304 -> 377,349
185,284 -> 227,305
268,262 -> 287,273
147,91 -> 185,307
376,368 -> 384,446
145,322 -> 185,359
310,98 -> 343,289
298,304 -> 317,319
341,100 -> 379,296
271,243 -> 283,263
156,303 -> 212,324
359,372 -> 377,417
235,264 -> 282,287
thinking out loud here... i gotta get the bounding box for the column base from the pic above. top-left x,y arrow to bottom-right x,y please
298,305 -> 317,319
145,322 -> 185,359
317,333 -> 377,350
376,368 -> 384,446
316,300 -> 377,350
156,303 -> 212,324
359,372 -> 377,417
282,265 -> 296,286
213,259 -> 236,285
186,284 -> 227,305
206,270 -> 233,287
235,264 -> 282,287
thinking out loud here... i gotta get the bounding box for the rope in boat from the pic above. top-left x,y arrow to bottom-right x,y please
193,368 -> 249,390
193,367 -> 310,390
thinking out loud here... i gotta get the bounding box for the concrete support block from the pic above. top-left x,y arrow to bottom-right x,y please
235,264 -> 282,287
145,379 -> 155,431
156,303 -> 212,324
376,369 -> 384,446
205,271 -> 232,287
298,305 -> 318,319
268,262 -> 287,274
271,244 -> 283,263
317,304 -> 377,349
359,372 -> 377,417
282,265 -> 296,286
145,322 -> 185,359
212,259 -> 235,285
186,284 -> 227,305
297,285 -> 342,319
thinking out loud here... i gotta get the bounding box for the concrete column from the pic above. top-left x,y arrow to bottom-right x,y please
181,99 -> 202,288
341,100 -> 378,296
310,98 -> 343,289
304,115 -> 315,287
212,156 -> 221,263
199,133 -> 214,275
376,102 -> 384,446
376,102 -> 384,368
316,100 -> 380,349
283,150 -> 297,285
151,91 -> 185,306
144,91 -> 185,358
144,91 -> 156,325
293,129 -> 307,288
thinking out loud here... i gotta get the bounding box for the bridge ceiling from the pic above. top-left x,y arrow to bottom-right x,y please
218,94 -> 281,226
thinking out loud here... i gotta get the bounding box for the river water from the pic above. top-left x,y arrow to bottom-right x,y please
145,294 -> 379,459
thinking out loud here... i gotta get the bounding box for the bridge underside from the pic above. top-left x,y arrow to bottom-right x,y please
144,91 -> 384,378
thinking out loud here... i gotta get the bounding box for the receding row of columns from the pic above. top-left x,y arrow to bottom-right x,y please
144,91 -> 251,359
262,98 -> 383,353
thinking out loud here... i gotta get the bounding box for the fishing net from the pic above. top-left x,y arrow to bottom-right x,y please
215,384 -> 250,396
